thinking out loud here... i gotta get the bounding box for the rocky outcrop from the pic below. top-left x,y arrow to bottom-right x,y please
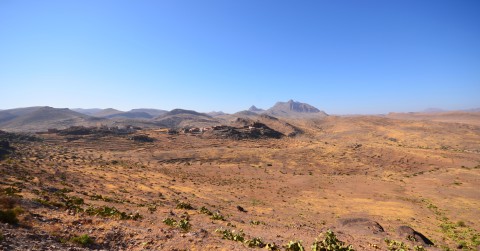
203,123 -> 283,140
396,225 -> 434,246
338,218 -> 385,235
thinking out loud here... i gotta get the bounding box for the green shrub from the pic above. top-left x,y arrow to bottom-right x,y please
312,230 -> 354,251
70,234 -> 93,246
245,237 -> 265,248
162,218 -> 190,232
285,240 -> 305,251
413,246 -> 426,251
215,228 -> 245,242
265,242 -> 280,250
384,238 -> 409,251
63,195 -> 85,213
211,212 -> 226,221
250,220 -> 263,225
177,219 -> 191,232
176,202 -> 194,210
85,206 -> 141,220
199,206 -> 213,215
3,187 -> 21,197
163,217 -> 177,226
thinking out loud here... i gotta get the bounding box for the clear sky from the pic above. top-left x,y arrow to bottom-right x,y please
1,0 -> 479,114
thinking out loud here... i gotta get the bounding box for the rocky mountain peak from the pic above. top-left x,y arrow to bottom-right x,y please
248,105 -> 264,112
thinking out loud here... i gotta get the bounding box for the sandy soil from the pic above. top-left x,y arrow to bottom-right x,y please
1,116 -> 479,250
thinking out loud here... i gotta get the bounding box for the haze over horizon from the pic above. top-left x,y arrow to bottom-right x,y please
1,1 -> 479,114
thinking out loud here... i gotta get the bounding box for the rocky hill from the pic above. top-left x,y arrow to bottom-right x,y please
231,114 -> 303,137
248,105 -> 265,113
0,107 -> 104,132
105,111 -> 153,119
265,100 -> 328,118
153,109 -> 222,128
72,108 -> 103,116
129,108 -> 168,117
91,108 -> 124,117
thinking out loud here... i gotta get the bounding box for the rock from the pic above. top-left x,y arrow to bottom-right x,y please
130,135 -> 155,142
236,206 -> 247,212
396,225 -> 434,246
338,218 -> 385,234
204,124 -> 283,140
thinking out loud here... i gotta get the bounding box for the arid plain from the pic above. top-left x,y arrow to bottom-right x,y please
1,111 -> 480,250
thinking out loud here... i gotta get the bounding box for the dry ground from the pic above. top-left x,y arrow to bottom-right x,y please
1,115 -> 479,250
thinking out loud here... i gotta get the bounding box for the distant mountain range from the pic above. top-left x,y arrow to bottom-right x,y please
0,107 -> 104,132
73,108 -> 168,118
0,100 -> 326,132
2,102 -> 478,132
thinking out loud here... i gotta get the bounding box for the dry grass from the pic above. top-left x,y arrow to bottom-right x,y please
0,115 -> 479,250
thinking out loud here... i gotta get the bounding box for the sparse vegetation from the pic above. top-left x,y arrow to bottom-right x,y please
176,202 -> 194,210
163,217 -> 177,226
90,193 -> 125,203
312,230 -> 354,251
285,240 -> 305,251
1,112 -> 480,250
413,246 -> 426,251
423,199 -> 480,249
265,243 -> 280,250
384,238 -> 409,251
70,234 -> 94,246
85,206 -> 141,220
163,217 -> 191,232
215,228 -> 245,242
3,187 -> 21,197
245,237 -> 266,248
177,219 -> 191,232
33,198 -> 64,208
199,206 -> 213,215
250,220 -> 263,225
211,212 -> 226,221
62,195 -> 85,212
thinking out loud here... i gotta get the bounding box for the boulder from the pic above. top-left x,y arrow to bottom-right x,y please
338,218 -> 385,234
397,225 -> 434,246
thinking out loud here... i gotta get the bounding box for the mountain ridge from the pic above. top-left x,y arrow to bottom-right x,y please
265,100 -> 328,118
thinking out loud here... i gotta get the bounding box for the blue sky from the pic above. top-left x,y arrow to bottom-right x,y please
1,0 -> 479,114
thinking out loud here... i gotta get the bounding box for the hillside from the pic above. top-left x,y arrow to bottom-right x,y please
0,107 -> 104,132
1,114 -> 479,250
153,109 -> 222,128
92,108 -> 124,117
105,111 -> 153,119
248,105 -> 265,113
129,108 -> 168,117
265,100 -> 328,118
230,114 -> 303,137
72,108 -> 103,116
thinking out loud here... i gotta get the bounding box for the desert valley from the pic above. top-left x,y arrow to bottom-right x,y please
0,100 -> 479,250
